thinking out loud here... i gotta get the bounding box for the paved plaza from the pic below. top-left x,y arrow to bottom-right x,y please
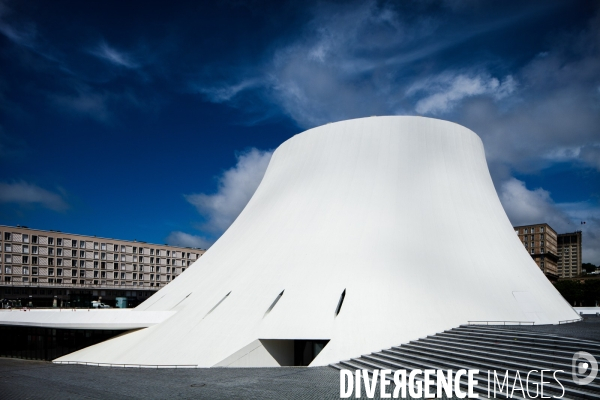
0,359 -> 345,400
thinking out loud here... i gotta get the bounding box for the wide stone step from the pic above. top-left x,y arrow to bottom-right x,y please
437,330 -> 600,354
331,325 -> 600,399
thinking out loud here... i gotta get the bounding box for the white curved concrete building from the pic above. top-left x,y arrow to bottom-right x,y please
55,116 -> 579,367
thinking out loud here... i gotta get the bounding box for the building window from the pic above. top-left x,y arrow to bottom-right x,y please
101,253 -> 106,260
101,271 -> 106,278
48,237 -> 54,245
57,248 -> 62,256
113,244 -> 118,252
22,255 -> 29,264
94,261 -> 98,269
133,273 -> 137,279
32,267 -> 38,275
120,272 -> 125,279
48,248 -> 54,255
4,243 -> 11,252
150,249 -> 154,255
80,270 -> 85,277
79,241 -> 85,248
48,268 -> 54,276
94,242 -> 99,250
32,256 -> 38,265
32,235 -> 38,244
57,268 -> 62,276
94,271 -> 99,278
80,250 -> 85,258
4,266 -> 11,274
57,258 -> 62,266
48,258 -> 54,266
23,234 -> 29,243
79,260 -> 84,267
121,245 -> 125,252
101,262 -> 106,269
541,227 -> 544,232
23,266 -> 29,275
57,238 -> 62,246
24,245 -> 30,254
133,247 -> 137,254
4,232 -> 11,241
101,243 -> 106,251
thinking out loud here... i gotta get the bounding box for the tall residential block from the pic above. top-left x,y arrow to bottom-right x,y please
557,231 -> 582,278
514,223 -> 558,280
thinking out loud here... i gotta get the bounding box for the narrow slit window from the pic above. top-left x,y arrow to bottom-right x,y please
264,290 -> 284,317
335,289 -> 346,316
203,291 -> 231,319
171,292 -> 192,309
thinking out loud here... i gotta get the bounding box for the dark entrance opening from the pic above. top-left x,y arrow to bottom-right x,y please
0,326 -> 126,360
259,339 -> 329,366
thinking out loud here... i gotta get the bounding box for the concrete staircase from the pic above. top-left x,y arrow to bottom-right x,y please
331,325 -> 600,399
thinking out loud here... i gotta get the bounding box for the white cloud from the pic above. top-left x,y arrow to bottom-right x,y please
0,181 -> 68,211
49,83 -> 144,123
197,78 -> 262,103
89,40 -> 139,69
0,1 -> 36,48
579,144 -> 600,171
184,148 -> 273,235
166,231 -> 211,250
408,73 -> 516,115
499,178 -> 600,264
499,178 -> 573,231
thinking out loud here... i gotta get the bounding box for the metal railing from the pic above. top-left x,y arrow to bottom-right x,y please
53,361 -> 199,368
0,282 -> 161,291
467,321 -> 535,326
558,318 -> 582,324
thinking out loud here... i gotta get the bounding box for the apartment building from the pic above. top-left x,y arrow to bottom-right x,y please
514,223 -> 559,280
557,231 -> 582,278
0,225 -> 205,307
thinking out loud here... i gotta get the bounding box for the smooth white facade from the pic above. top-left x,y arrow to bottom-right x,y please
55,116 -> 579,367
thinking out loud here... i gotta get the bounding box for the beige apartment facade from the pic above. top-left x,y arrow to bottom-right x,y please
514,223 -> 559,280
0,225 -> 205,307
557,231 -> 582,278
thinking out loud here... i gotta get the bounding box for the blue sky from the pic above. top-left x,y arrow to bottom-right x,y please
0,0 -> 599,263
